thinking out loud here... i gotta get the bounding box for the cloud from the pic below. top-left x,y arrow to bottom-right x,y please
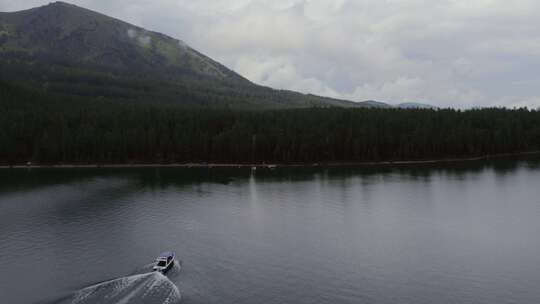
126,28 -> 151,47
2,0 -> 540,108
127,28 -> 137,39
235,55 -> 341,98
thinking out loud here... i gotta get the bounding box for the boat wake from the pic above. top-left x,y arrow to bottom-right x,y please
54,271 -> 181,304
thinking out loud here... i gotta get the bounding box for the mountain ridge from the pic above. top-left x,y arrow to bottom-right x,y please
0,1 -> 243,80
1,2 -> 384,109
397,102 -> 437,109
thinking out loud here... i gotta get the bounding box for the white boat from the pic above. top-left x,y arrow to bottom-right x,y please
152,251 -> 175,273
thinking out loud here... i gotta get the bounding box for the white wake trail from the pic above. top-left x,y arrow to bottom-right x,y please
64,272 -> 181,304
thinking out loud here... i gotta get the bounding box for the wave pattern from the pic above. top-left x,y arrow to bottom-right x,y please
59,272 -> 181,304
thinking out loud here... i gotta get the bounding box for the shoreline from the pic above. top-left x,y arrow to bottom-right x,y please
1,151 -> 539,169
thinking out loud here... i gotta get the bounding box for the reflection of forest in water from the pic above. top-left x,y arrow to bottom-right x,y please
1,155 -> 538,194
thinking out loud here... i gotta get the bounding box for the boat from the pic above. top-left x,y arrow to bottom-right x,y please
152,251 -> 175,273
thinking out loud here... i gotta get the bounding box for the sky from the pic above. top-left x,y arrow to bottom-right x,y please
2,0 -> 540,108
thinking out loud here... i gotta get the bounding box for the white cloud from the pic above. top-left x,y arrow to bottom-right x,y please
2,0 -> 540,108
127,28 -> 137,38
235,56 -> 341,98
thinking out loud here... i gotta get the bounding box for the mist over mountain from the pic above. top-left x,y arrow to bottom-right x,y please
0,2 -> 383,109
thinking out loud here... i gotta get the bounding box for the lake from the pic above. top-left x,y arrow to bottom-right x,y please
1,159 -> 540,304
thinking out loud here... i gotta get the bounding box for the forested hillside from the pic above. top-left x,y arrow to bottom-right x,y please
0,2 -> 366,109
2,82 -> 539,165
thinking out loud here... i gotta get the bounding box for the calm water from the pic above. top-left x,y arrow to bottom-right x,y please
1,159 -> 540,304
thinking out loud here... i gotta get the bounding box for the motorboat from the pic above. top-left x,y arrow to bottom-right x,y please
153,251 -> 175,273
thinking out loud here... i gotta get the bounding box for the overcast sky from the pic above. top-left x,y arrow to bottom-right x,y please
2,0 -> 540,108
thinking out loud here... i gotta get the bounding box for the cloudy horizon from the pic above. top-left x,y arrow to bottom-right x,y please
2,0 -> 539,108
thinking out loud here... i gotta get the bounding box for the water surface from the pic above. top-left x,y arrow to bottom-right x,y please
1,159 -> 540,304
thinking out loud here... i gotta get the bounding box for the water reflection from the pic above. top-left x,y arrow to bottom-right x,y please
0,155 -> 540,304
1,156 -> 537,194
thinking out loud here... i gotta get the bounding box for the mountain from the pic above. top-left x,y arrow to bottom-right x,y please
0,2 -> 241,80
357,100 -> 436,109
397,102 -> 436,109
0,2 -> 369,109
359,100 -> 393,108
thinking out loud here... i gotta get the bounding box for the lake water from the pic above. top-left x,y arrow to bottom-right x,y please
1,159 -> 540,304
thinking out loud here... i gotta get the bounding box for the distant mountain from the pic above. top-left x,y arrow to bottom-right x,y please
397,102 -> 437,109
359,100 -> 393,108
356,100 -> 436,109
0,2 -> 367,109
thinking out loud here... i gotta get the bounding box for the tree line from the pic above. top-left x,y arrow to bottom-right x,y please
2,82 -> 540,165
